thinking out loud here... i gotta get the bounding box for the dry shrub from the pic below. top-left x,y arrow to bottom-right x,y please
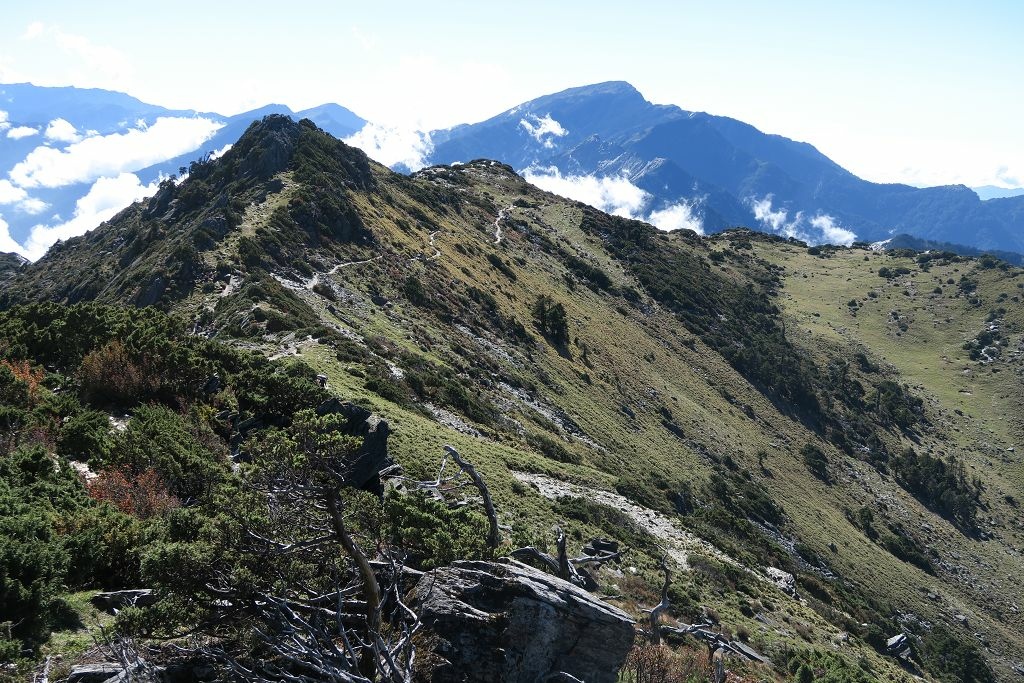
623,643 -> 711,683
616,572 -> 663,608
1,359 -> 45,402
79,340 -> 156,406
87,466 -> 180,519
793,621 -> 814,642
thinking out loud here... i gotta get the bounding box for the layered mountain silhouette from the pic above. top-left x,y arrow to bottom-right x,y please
3,80 -> 1023,260
4,115 -> 1024,680
427,81 -> 1024,253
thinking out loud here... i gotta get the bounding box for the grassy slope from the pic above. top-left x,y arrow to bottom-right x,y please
9,119 -> 1024,678
156,157 -> 1023,679
757,242 -> 1024,678
192,159 -> 1007,680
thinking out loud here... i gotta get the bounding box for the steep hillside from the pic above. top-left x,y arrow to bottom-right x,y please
4,116 -> 1024,681
0,252 -> 24,284
0,83 -> 365,256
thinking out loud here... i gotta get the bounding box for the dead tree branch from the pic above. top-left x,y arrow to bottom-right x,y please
649,555 -> 672,645
444,445 -> 500,549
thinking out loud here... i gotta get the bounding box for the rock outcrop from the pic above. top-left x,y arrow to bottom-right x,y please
67,664 -> 126,683
90,589 -> 157,613
410,559 -> 635,683
316,397 -> 393,494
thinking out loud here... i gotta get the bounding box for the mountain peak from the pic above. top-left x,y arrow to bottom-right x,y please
228,114 -> 304,180
556,80 -> 641,97
174,114 -> 374,193
516,80 -> 647,112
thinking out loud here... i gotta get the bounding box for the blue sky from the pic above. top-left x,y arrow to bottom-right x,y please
0,0 -> 1021,188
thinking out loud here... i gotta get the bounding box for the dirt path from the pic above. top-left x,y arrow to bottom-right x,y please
269,334 -> 316,361
512,471 -> 739,571
512,471 -> 805,601
304,255 -> 382,290
428,231 -> 441,260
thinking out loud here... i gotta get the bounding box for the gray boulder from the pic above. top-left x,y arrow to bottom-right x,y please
316,398 -> 393,494
67,663 -> 125,683
91,589 -> 157,613
410,559 -> 635,683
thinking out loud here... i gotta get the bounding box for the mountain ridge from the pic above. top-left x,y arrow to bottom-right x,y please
0,83 -> 367,257
3,115 -> 1023,680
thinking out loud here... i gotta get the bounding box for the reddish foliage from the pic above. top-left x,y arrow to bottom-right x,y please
1,358 -> 45,401
87,466 -> 180,519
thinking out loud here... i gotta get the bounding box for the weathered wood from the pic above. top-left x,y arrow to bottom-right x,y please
649,556 -> 671,645
444,445 -> 500,549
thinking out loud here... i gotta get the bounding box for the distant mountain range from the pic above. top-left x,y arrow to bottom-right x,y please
426,81 -> 1024,254
972,185 -> 1024,201
2,80 -> 1023,260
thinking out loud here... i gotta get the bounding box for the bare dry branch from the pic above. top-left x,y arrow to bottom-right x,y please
649,555 -> 672,645
444,445 -> 500,549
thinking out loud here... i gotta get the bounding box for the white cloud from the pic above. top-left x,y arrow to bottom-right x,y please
994,165 -> 1022,189
648,201 -> 704,235
748,194 -> 856,245
0,180 -> 27,205
349,26 -> 379,51
0,215 -> 25,255
750,195 -> 792,233
343,123 -> 432,171
0,110 -> 8,131
809,214 -> 856,246
18,198 -> 48,215
209,143 -> 233,161
44,118 -> 82,143
22,21 -> 45,40
524,166 -> 705,234
7,126 -> 39,140
519,114 -> 568,149
0,180 -> 47,215
9,116 -> 222,189
26,23 -> 134,89
524,166 -> 649,218
21,172 -> 160,260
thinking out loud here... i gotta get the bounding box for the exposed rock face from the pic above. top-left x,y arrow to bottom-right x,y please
68,663 -> 125,683
67,660 -> 215,683
410,559 -> 635,683
316,398 -> 393,494
239,115 -> 301,180
91,588 -> 157,613
765,566 -> 797,597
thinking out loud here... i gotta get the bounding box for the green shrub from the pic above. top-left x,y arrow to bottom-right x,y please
402,275 -> 428,306
384,490 -> 491,570
921,627 -> 994,683
108,405 -> 227,502
532,295 -> 569,345
58,410 -> 114,462
892,448 -> 981,529
525,432 -> 580,464
801,443 -> 830,482
872,381 -> 923,430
